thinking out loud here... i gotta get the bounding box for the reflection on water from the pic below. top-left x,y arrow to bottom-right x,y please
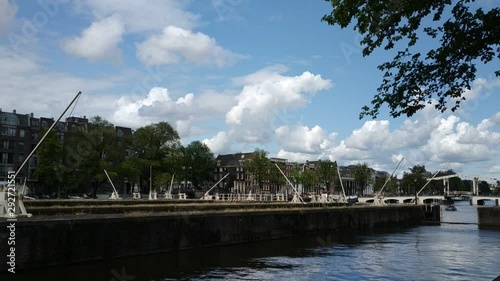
6,201 -> 500,281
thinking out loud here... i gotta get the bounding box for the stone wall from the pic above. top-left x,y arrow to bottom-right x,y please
0,205 -> 435,272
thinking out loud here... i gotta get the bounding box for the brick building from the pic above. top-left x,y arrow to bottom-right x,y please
0,109 -> 131,193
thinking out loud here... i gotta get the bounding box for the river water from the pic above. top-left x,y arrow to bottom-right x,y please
9,201 -> 500,281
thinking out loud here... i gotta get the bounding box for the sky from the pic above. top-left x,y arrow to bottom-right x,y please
0,0 -> 499,182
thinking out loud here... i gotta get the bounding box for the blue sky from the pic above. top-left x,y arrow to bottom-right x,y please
1,0 -> 499,181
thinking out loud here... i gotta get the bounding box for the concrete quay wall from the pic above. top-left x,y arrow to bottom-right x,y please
0,205 -> 437,272
478,207 -> 500,229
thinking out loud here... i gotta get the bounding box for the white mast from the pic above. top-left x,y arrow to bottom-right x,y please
374,157 -> 404,205
274,163 -> 304,203
336,166 -> 347,203
201,173 -> 229,200
104,169 -> 121,200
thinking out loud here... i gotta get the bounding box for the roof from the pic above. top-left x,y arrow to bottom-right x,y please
216,152 -> 253,167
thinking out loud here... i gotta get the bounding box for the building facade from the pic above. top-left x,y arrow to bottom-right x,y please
0,109 -> 132,194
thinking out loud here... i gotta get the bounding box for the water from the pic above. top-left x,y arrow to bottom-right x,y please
7,201 -> 500,281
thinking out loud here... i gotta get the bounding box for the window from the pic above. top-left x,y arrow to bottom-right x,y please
18,141 -> 24,150
41,120 -> 48,129
116,129 -> 124,137
17,154 -> 24,164
0,114 -> 19,125
19,129 -> 25,138
1,127 -> 16,136
0,153 -> 7,164
31,119 -> 39,127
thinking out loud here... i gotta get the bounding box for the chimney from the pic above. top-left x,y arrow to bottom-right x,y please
13,109 -> 16,114
30,113 -> 33,117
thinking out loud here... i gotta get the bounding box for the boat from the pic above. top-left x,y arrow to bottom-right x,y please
445,204 -> 457,211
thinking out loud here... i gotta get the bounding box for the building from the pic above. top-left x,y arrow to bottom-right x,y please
337,165 -> 377,196
0,109 -> 132,194
214,152 -> 253,193
0,109 -> 48,184
214,153 -> 291,194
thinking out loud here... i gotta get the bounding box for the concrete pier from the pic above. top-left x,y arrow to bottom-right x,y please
477,207 -> 500,229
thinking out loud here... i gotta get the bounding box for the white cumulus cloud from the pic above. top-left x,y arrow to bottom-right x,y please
136,26 -> 243,67
203,67 -> 332,154
62,14 -> 124,62
275,125 -> 333,154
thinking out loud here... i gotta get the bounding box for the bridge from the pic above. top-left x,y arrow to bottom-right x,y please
470,196 -> 500,206
358,196 -> 444,205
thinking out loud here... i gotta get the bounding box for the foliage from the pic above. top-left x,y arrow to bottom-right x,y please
268,161 -> 286,193
33,130 -> 65,195
322,0 -> 500,118
494,181 -> 500,196
373,174 -> 389,194
244,149 -> 271,191
478,180 -> 491,195
181,141 -> 216,190
153,172 -> 174,192
288,163 -> 304,188
65,117 -> 117,194
316,160 -> 337,192
128,121 -> 180,188
353,163 -> 373,194
301,168 -> 320,194
400,165 -> 427,195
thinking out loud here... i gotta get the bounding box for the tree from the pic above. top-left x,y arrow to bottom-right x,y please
316,160 -> 337,193
288,163 -> 304,192
129,122 -> 180,189
244,149 -> 271,192
66,116 -> 122,196
182,141 -> 215,190
401,165 -> 428,195
322,1 -> 499,119
373,174 -> 387,194
373,174 -> 399,195
268,161 -> 286,193
494,181 -> 500,196
478,180 -> 491,195
33,130 -> 66,197
302,168 -> 319,194
354,163 -> 373,195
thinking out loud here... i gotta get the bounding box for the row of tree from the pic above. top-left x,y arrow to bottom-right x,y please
34,116 -> 215,197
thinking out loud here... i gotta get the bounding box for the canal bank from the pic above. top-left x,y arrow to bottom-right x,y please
0,204 -> 438,272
